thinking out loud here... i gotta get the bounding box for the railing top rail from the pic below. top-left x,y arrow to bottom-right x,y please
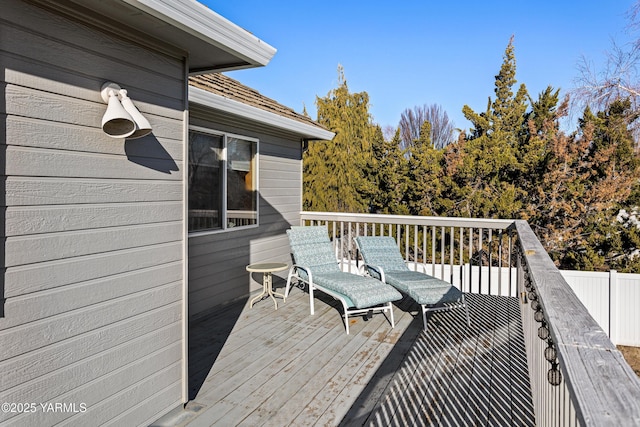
300,211 -> 515,230
514,220 -> 640,425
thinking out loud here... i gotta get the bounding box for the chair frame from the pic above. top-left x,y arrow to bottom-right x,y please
354,236 -> 470,331
285,264 -> 395,335
360,264 -> 470,330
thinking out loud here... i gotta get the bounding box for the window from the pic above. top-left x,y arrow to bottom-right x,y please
188,127 -> 258,233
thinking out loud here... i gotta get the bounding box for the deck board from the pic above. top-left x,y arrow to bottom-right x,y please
152,288 -> 535,427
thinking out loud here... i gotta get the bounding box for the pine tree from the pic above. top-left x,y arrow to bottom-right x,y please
303,66 -> 376,213
370,128 -> 409,214
518,86 -> 566,219
531,99 -> 640,270
406,121 -> 446,216
452,37 -> 528,218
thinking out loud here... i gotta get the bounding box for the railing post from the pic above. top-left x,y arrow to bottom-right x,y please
610,269 -> 618,345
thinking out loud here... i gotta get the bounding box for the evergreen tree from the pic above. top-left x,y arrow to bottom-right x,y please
365,125 -> 384,212
452,37 -> 528,218
407,121 -> 446,216
531,99 -> 640,270
370,128 -> 409,214
518,86 -> 566,218
303,66 -> 376,213
300,39 -> 640,273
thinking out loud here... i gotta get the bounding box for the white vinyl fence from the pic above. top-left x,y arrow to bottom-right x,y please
560,270 -> 640,347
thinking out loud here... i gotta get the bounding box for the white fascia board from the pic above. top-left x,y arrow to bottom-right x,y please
189,86 -> 335,141
122,0 -> 277,67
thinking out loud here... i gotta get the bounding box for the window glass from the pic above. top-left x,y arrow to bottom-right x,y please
188,130 -> 258,233
227,137 -> 257,227
188,131 -> 223,231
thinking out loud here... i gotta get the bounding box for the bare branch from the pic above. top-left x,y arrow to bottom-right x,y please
571,4 -> 640,146
398,104 -> 456,150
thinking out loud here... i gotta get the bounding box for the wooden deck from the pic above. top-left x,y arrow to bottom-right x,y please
153,284 -> 535,426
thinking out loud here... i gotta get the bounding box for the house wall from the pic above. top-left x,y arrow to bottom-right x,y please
1,1 -> 186,425
188,106 -> 302,319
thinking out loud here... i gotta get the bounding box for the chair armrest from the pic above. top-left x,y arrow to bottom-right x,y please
363,264 -> 386,282
291,264 -> 313,283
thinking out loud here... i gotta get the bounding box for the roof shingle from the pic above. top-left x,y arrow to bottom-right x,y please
188,73 -> 328,132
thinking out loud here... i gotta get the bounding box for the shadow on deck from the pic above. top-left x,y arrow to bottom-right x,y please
153,283 -> 535,426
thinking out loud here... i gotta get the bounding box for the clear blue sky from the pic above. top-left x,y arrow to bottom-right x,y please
202,0 -> 635,133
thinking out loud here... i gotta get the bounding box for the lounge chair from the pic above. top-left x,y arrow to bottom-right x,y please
285,226 -> 402,334
355,236 -> 470,330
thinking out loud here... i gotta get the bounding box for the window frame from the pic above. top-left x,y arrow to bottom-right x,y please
188,125 -> 259,236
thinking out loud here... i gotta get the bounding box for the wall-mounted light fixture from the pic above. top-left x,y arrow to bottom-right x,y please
100,82 -> 152,139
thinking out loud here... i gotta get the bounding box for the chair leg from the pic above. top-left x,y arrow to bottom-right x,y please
309,284 -> 315,315
388,302 -> 395,329
422,305 -> 428,331
462,294 -> 471,327
344,309 -> 350,335
284,268 -> 295,298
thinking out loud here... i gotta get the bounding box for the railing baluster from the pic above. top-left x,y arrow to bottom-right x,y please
450,226 -> 454,284
414,224 -> 419,268
332,221 -> 337,266
478,228 -> 483,294
508,229 -> 514,297
458,227 -> 464,291
347,221 -> 352,272
405,225 -> 409,267
488,228 -> 493,295
498,230 -> 503,296
430,226 -> 435,276
440,226 -> 445,280
423,225 -> 427,270
468,227 -> 473,294
340,221 -> 344,271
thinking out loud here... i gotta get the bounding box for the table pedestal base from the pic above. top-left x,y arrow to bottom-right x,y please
250,271 -> 286,310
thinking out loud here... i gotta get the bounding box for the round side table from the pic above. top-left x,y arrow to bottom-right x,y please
246,262 -> 289,310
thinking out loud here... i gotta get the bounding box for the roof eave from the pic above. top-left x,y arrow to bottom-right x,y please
121,0 -> 277,71
189,86 -> 335,140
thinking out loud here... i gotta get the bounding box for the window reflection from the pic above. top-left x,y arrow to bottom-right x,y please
188,130 -> 258,232
227,138 -> 257,227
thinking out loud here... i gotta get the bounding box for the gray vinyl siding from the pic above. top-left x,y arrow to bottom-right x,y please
188,108 -> 302,319
1,1 -> 185,426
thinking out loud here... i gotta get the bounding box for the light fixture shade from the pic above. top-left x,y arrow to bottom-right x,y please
101,89 -> 136,138
119,89 -> 152,139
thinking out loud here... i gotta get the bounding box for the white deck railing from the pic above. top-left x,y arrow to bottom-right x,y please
301,211 -> 515,293
300,212 -> 640,426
